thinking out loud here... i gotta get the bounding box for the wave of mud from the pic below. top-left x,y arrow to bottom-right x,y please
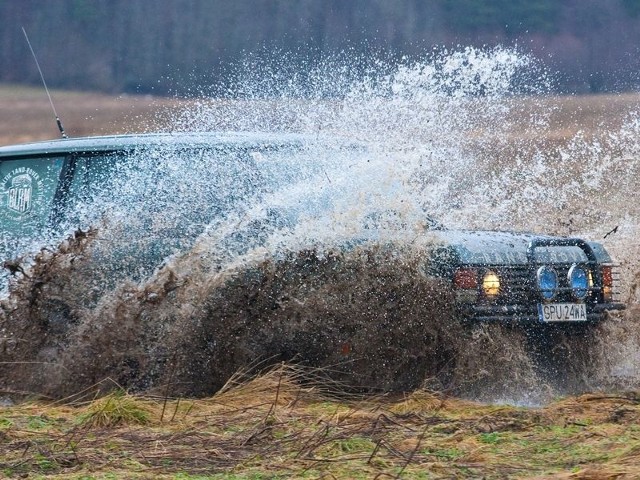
2,230 -> 456,398
1,228 -> 635,404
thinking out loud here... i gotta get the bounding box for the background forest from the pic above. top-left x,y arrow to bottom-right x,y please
2,0 -> 640,96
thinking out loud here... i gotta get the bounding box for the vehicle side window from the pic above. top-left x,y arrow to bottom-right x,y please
67,152 -> 126,193
61,152 -> 124,215
0,156 -> 65,238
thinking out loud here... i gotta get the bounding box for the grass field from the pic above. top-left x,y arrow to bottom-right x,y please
0,84 -> 178,145
2,84 -> 640,479
3,365 -> 640,479
3,84 -> 640,146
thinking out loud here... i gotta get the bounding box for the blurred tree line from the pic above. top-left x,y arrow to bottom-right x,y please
1,0 -> 639,95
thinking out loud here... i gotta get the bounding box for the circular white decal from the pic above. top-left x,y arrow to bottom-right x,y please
2,167 -> 46,220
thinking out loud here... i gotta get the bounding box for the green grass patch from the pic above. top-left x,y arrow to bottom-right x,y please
0,416 -> 13,429
78,390 -> 153,428
423,446 -> 465,461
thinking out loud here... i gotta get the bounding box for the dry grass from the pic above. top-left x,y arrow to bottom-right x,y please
0,84 -> 179,145
1,364 -> 640,479
78,390 -> 153,428
3,83 -> 640,147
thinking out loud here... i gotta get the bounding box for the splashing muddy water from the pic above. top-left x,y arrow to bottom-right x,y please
1,47 -> 640,403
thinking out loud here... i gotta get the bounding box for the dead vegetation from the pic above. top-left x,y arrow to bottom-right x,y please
1,364 -> 640,479
0,84 -> 178,145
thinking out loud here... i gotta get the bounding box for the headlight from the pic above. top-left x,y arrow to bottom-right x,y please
482,271 -> 500,297
568,265 -> 589,300
537,266 -> 557,300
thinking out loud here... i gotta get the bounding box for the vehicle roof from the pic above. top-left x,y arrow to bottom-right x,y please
0,132 -> 322,158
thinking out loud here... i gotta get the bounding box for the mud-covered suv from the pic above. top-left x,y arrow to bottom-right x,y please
0,133 -> 625,324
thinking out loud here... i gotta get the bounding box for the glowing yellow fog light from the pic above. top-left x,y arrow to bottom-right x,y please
482,271 -> 500,297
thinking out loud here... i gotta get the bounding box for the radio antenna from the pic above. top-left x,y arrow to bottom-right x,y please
22,27 -> 67,138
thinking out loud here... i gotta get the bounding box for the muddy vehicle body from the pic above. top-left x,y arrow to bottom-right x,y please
0,133 -> 625,325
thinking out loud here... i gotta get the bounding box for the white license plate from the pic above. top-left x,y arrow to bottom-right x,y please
538,303 -> 587,322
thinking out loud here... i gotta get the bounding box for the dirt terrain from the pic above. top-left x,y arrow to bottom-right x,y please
2,84 -> 640,478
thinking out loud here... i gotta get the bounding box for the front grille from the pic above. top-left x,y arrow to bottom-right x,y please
479,263 -> 620,306
610,266 -> 624,303
487,265 -> 536,305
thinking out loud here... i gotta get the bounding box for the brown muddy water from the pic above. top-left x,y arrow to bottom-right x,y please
2,48 -> 640,404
